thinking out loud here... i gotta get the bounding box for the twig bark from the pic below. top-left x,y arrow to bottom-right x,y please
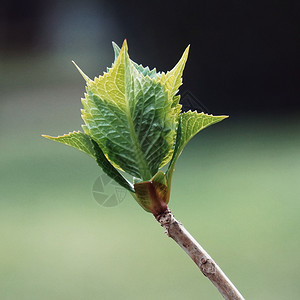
155,208 -> 245,300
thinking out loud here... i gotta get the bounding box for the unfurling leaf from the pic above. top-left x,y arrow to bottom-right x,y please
81,40 -> 178,181
42,39 -> 228,214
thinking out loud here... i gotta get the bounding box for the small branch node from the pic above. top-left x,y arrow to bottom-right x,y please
200,259 -> 216,276
200,256 -> 207,264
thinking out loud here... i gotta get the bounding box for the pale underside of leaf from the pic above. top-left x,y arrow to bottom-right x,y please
166,111 -> 228,185
42,131 -> 135,192
42,131 -> 96,158
180,111 -> 228,148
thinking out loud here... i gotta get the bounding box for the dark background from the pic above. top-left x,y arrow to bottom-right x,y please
1,0 -> 299,114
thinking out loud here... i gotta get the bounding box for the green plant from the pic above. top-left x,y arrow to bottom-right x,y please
43,40 -> 244,299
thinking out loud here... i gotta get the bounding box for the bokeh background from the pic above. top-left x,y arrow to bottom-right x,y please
1,0 -> 299,299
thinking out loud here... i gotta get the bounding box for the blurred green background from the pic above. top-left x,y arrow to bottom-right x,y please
1,1 -> 299,299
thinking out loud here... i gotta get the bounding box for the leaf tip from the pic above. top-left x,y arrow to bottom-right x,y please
112,41 -> 120,52
180,44 -> 190,62
72,61 -> 91,83
121,39 -> 128,50
220,115 -> 229,120
185,44 -> 190,54
41,134 -> 56,141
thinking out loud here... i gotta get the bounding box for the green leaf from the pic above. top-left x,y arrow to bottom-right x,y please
166,117 -> 182,177
42,131 -> 96,158
151,46 -> 189,168
156,45 -> 190,103
180,111 -> 228,149
112,41 -> 158,78
92,140 -> 135,192
81,40 -> 177,181
166,111 -> 228,185
152,46 -> 190,168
